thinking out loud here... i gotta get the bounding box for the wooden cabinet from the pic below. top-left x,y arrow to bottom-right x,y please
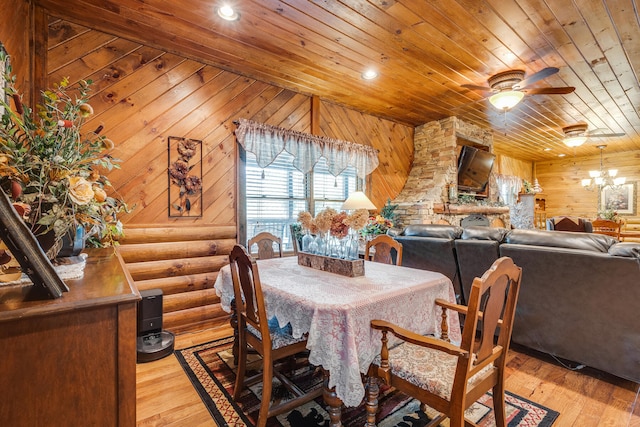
0,249 -> 140,427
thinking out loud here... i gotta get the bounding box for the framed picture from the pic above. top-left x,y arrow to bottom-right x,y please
600,182 -> 636,215
0,190 -> 68,299
167,136 -> 203,217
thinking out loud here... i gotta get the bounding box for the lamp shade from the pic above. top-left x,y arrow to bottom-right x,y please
488,90 -> 525,110
341,191 -> 376,210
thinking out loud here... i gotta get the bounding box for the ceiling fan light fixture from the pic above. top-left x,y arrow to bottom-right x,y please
563,135 -> 588,147
489,90 -> 524,110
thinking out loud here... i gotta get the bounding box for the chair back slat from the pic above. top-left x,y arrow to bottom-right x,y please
592,219 -> 621,239
365,234 -> 403,266
229,245 -> 270,346
248,231 -> 283,259
461,257 -> 521,367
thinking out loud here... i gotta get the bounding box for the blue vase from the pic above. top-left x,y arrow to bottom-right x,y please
57,225 -> 85,258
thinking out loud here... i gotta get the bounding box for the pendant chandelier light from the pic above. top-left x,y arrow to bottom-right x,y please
581,145 -> 626,191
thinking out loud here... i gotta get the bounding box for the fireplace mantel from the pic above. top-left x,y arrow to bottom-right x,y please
433,203 -> 510,215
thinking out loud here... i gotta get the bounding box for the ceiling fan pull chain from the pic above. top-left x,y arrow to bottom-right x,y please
503,110 -> 508,135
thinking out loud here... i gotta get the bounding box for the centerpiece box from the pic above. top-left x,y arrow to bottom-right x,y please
297,252 -> 364,277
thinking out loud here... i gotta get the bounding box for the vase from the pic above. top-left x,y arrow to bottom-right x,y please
57,225 -> 86,258
346,233 -> 360,260
301,230 -> 314,253
328,235 -> 340,258
314,233 -> 326,256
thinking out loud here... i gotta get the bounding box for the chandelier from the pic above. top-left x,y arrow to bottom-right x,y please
581,145 -> 626,191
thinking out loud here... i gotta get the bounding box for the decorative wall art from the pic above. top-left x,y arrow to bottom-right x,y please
600,182 -> 636,215
168,136 -> 202,217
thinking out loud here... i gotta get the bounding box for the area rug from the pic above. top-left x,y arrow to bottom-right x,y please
175,336 -> 559,427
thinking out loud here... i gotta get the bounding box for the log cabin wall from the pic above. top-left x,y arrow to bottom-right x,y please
0,0 -> 34,102
535,149 -> 640,235
43,17 -> 413,332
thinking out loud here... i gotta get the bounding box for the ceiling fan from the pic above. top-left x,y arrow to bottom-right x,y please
462,67 -> 575,111
561,123 -> 625,147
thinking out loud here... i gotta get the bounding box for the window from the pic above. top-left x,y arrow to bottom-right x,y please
244,151 -> 358,252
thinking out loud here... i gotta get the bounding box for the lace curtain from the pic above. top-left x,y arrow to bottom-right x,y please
496,174 -> 522,206
234,118 -> 379,178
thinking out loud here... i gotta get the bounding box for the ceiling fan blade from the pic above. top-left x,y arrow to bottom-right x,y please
525,86 -> 575,95
461,84 -> 492,92
586,132 -> 625,138
513,67 -> 559,89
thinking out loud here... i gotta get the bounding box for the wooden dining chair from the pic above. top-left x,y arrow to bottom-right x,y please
229,245 -> 322,427
365,234 -> 403,266
591,219 -> 621,239
248,231 -> 283,259
365,257 -> 522,427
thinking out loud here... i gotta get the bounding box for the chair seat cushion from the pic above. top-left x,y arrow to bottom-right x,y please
247,318 -> 305,350
373,341 -> 493,400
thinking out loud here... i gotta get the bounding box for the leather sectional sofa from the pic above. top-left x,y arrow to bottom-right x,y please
391,224 -> 640,383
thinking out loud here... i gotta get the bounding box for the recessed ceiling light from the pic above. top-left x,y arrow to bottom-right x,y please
217,4 -> 239,21
544,147 -> 552,151
361,69 -> 378,80
558,153 -> 566,157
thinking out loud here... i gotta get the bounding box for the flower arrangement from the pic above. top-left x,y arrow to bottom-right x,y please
0,52 -> 130,257
598,209 -> 618,221
361,215 -> 393,237
296,206 -> 370,258
298,207 -> 369,236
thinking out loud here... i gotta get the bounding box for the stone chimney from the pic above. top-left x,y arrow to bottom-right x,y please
393,116 -> 496,227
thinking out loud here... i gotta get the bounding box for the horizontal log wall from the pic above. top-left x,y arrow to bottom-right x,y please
118,225 -> 235,333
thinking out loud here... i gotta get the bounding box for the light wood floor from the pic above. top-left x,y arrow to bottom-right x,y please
136,326 -> 640,426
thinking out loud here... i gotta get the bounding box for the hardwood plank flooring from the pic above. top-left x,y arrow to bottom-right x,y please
136,326 -> 640,426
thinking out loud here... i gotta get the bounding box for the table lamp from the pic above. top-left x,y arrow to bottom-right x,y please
341,191 -> 376,210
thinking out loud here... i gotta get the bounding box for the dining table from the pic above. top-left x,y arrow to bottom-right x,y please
214,256 -> 461,426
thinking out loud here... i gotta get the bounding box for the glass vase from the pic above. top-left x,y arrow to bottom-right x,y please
315,233 -> 327,256
328,235 -> 340,258
346,232 -> 360,260
301,230 -> 314,253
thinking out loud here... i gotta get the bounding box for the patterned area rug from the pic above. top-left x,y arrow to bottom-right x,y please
175,336 -> 559,427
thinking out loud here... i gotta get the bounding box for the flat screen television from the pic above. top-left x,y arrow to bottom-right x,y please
457,145 -> 495,193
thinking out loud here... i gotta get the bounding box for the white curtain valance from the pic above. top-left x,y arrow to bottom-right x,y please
234,118 -> 379,178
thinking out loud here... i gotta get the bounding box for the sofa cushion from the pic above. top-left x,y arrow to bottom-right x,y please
505,229 -> 616,253
608,242 -> 640,258
402,224 -> 463,239
461,226 -> 508,242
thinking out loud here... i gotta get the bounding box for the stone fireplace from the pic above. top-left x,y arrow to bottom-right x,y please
393,116 -> 509,228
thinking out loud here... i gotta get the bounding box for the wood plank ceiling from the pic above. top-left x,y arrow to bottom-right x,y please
34,0 -> 640,161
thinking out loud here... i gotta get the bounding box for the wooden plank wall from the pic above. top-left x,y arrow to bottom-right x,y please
496,154 -> 533,182
43,17 -> 414,333
535,149 -> 640,231
0,0 -> 32,101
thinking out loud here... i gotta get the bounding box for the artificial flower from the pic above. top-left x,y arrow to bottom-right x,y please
0,51 -> 130,256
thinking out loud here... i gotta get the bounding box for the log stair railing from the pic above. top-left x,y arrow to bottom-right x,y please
118,225 -> 236,335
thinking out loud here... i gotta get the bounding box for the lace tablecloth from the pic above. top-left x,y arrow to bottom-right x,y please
214,257 -> 461,407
